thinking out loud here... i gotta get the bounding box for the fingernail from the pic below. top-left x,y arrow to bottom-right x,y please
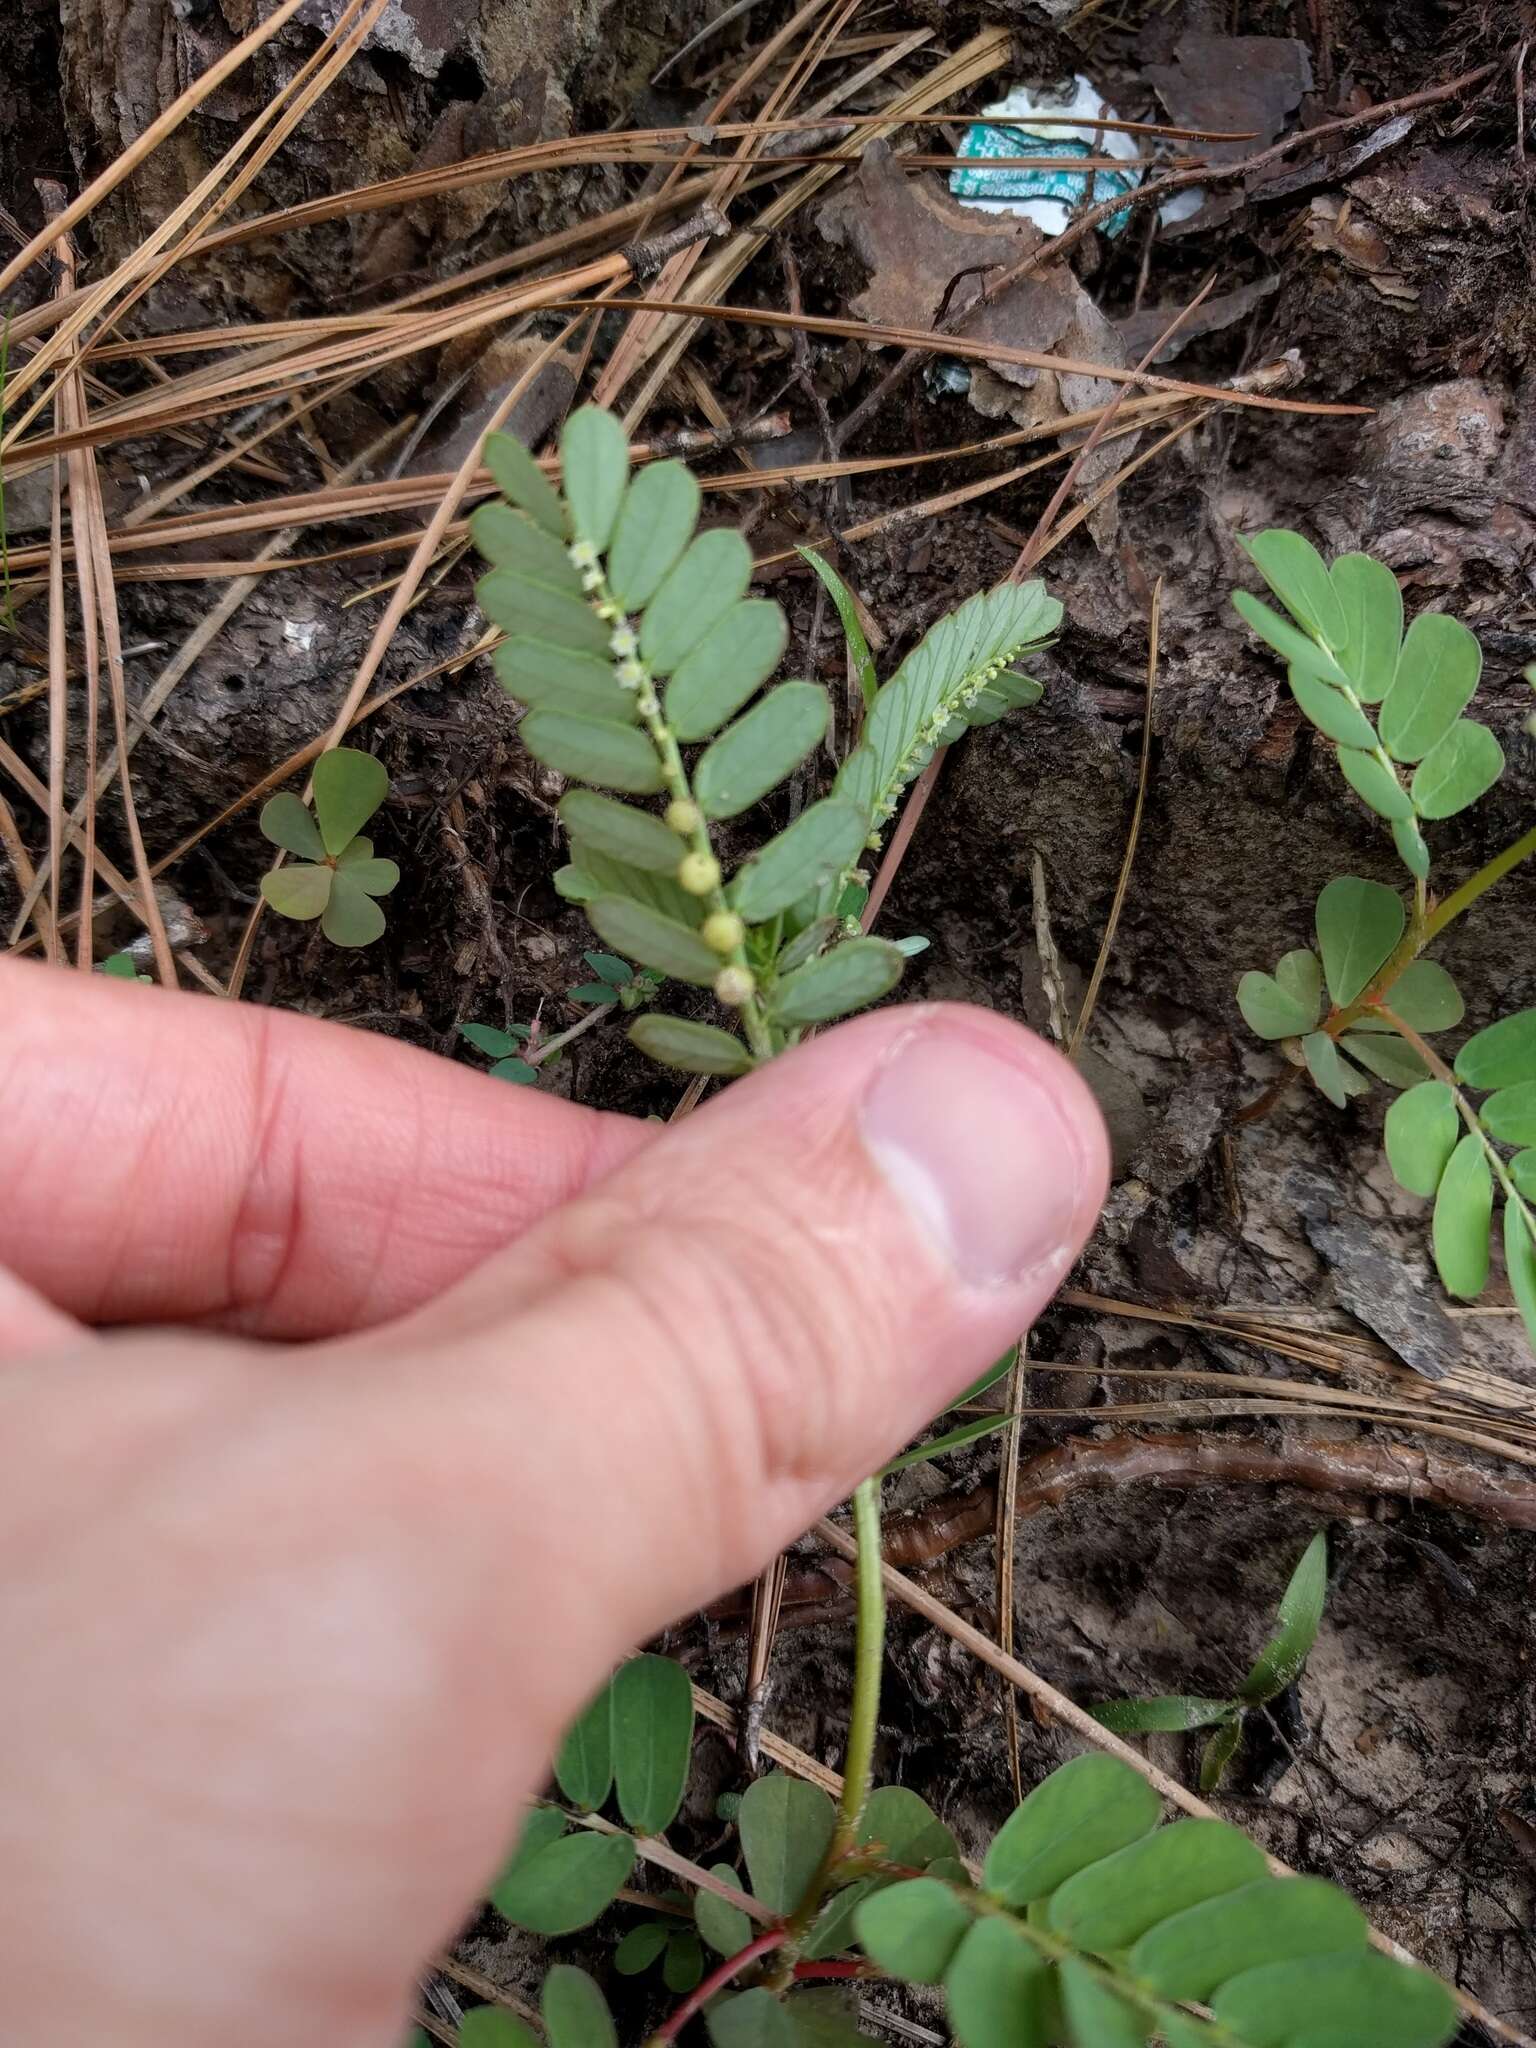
859,1022 -> 1099,1290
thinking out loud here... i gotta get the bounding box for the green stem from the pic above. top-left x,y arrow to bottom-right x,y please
833,1476 -> 885,1857
1420,822 -> 1536,948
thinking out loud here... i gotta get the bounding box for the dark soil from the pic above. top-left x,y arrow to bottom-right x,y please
4,0 -> 1536,2036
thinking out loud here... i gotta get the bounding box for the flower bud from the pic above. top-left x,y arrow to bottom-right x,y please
702,911 -> 745,954
665,799 -> 701,836
713,964 -> 756,1007
677,851 -> 721,895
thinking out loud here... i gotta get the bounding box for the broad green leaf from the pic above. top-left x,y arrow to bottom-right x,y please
491,1057 -> 539,1084
1432,1132 -> 1492,1299
261,863 -> 332,921
798,547 -> 878,712
1087,1697 -> 1238,1735
484,430 -> 566,537
982,1754 -> 1161,1907
1237,970 -> 1315,1041
1363,959 -> 1463,1032
1331,552 -> 1402,701
1410,718 -> 1504,819
608,460 -> 700,609
558,791 -> 681,870
695,1865 -> 754,1957
1514,1150 -> 1536,1199
542,1966 -> 617,2048
567,985 -> 621,1005
641,528 -> 754,674
491,1829 -> 634,1934
740,1774 -> 837,1915
1483,1081 -> 1536,1145
495,638 -> 638,722
1056,1958 -> 1147,2047
1504,1200 -> 1536,1354
1303,1031 -> 1369,1108
785,1987 -> 872,2048
696,682 -> 829,820
585,950 -> 634,985
313,747 -> 387,856
460,2010 -> 540,2048
1048,1819 -> 1266,1953
612,1653 -> 694,1835
1231,589 -> 1347,685
1274,948 -> 1324,1019
1129,1876 -> 1368,2001
461,1021 -> 521,1058
555,1680 -> 613,1811
1287,669 -> 1376,748
629,1014 -> 752,1076
470,502 -> 582,589
477,570 -> 611,654
857,1786 -> 958,1871
1392,815 -> 1430,880
1383,1081 -> 1459,1196
1243,530 -> 1347,649
951,1345 -> 1018,1410
522,709 -> 665,794
1337,746 -> 1412,819
323,872 -> 388,948
1198,1718 -> 1244,1792
1379,611 -> 1481,762
1456,1007 -> 1536,1089
771,937 -> 906,1028
1340,1031 -> 1426,1088
854,1876 -> 971,1983
706,1990 -> 797,2048
667,599 -> 788,742
878,1413 -> 1015,1477
334,851 -> 398,899
942,1914 -> 1051,2048
498,1804 -> 567,1878
775,917 -> 838,976
802,1876 -> 877,1963
615,1922 -> 669,1973
1315,876 -> 1404,1004
566,840 -> 704,926
956,668 -> 1044,728
732,800 -> 868,922
664,1927 -> 705,1993
1210,1951 -> 1457,2048
260,791 -> 325,859
1241,1531 -> 1327,1702
560,405 -> 629,552
587,897 -> 719,984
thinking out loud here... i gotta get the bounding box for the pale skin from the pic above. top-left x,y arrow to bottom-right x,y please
0,957 -> 1108,2048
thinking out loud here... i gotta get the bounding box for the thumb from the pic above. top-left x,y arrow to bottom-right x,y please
389,1001 -> 1108,1722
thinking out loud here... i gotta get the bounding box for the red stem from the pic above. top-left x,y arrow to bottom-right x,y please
792,1960 -> 879,1981
649,1929 -> 785,2043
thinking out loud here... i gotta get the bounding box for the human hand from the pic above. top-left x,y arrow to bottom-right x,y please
0,958 -> 1106,2048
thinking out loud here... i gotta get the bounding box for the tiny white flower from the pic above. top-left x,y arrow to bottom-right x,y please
616,658 -> 644,689
609,625 -> 639,659
568,538 -> 599,569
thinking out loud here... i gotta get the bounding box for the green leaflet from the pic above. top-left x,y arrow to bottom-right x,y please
1274,948 -> 1324,1018
1337,745 -> 1412,819
494,638 -> 639,722
731,799 -> 868,921
1456,1007 -> 1536,1089
1339,1031 -> 1427,1088
1315,876 -> 1404,1005
1237,969 -> 1316,1040
615,1922 -> 669,1975
1505,1199 -> 1536,1354
1047,1819 -> 1266,1954
854,1877 -> 971,1983
857,1786 -> 958,1870
1410,718 -> 1504,819
563,841 -> 705,925
1303,1031 -> 1369,1108
478,570 -> 612,654
1384,1081 -> 1460,1196
586,897 -> 720,984
982,1754 -> 1161,1908
1514,1150 -> 1536,1199
1482,1080 -> 1536,1145
942,1914 -> 1051,2048
607,459 -> 700,609
1287,667 -> 1377,749
554,1679 -> 613,1810
798,546 -> 878,713
641,528 -> 754,674
739,1774 -> 837,1915
500,1805 -> 566,1875
664,1929 -> 705,1993
261,864 -> 331,922
785,1987 -> 872,2048
1088,1696 -> 1237,1735
1432,1132 -> 1492,1298
1366,958 -> 1463,1031
558,790 -> 682,871
695,1865 -> 754,1957
260,791 -> 324,859
611,1653 -> 694,1835
560,404 -> 629,552
470,501 -> 583,590
770,937 -> 906,1027
1331,551 -> 1402,701
1209,1951 -> 1457,2048
628,1015 -> 753,1077
1240,1531 -> 1327,1703
483,430 -> 566,537
1230,590 -> 1348,686
1243,529 -> 1347,650
801,1875 -> 877,1963
492,1830 -> 634,1935
1198,1718 -> 1244,1794
1128,1876 -> 1368,2002
542,1966 -> 618,2048
461,2010 -> 540,2048
695,682 -> 829,819
1379,611 -> 1481,762
667,599 -> 788,742
1055,1958 -> 1146,2047
1392,814 -> 1431,881
522,709 -> 665,794
313,746 -> 387,855
707,1991 -> 798,2048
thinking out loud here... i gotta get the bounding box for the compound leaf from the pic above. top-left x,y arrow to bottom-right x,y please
607,460 -> 700,610
560,405 -> 629,553
1432,1132 -> 1493,1298
1411,719 -> 1504,819
771,937 -> 905,1028
1315,876 -> 1404,1005
641,528 -> 754,674
696,682 -> 829,820
740,1774 -> 836,1916
982,1754 -> 1160,1908
1241,1531 -> 1327,1703
1233,589 -> 1348,685
1392,815 -> 1431,881
1456,1008 -> 1536,1089
1379,611 -> 1481,763
667,599 -> 788,742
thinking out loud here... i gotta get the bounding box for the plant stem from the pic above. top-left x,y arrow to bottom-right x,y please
833,1475 -> 885,1857
1420,822 -> 1536,948
647,1929 -> 786,2044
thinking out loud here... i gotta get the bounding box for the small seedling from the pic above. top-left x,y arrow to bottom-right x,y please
1233,532 -> 1536,1356
459,1019 -> 540,1085
568,949 -> 663,1010
258,747 -> 399,948
1089,1531 -> 1329,1791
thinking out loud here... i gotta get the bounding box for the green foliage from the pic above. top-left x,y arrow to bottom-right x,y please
612,1653 -> 695,1835
101,951 -> 150,981
877,1412 -> 1018,1477
491,1827 -> 634,1935
797,546 -> 878,714
459,1017 -> 542,1085
473,406 -> 1052,1072
740,1773 -> 837,1915
459,2008 -> 539,2048
1091,1534 -> 1328,1791
258,748 -> 399,947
